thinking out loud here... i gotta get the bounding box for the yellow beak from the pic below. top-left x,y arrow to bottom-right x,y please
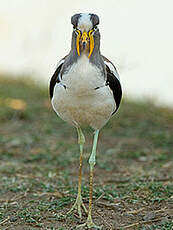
76,30 -> 94,58
81,31 -> 88,44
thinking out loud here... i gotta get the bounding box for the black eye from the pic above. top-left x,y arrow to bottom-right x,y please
73,27 -> 77,33
73,27 -> 80,31
73,28 -> 81,36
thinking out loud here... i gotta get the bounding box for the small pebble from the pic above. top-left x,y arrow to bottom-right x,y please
143,211 -> 155,221
160,216 -> 169,224
10,216 -> 18,222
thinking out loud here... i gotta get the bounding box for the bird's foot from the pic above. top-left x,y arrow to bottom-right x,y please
67,194 -> 87,218
76,215 -> 102,229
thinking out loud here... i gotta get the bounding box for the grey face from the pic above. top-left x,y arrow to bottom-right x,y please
61,13 -> 105,78
70,13 -> 101,58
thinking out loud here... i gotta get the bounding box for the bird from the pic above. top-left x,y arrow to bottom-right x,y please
49,13 -> 122,229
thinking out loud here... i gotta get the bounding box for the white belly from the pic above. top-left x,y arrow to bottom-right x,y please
52,84 -> 115,129
51,56 -> 116,130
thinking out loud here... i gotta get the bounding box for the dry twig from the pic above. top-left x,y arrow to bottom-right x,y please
120,218 -> 162,229
0,217 -> 10,225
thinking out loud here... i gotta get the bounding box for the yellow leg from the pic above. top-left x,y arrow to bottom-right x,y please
67,127 -> 87,218
77,130 -> 102,229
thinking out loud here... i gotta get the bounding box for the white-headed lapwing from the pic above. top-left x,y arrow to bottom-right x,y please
49,13 -> 122,229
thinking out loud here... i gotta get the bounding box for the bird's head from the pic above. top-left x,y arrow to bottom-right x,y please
71,13 -> 100,58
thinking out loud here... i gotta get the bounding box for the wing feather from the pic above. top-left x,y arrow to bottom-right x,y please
102,56 -> 122,114
49,58 -> 65,99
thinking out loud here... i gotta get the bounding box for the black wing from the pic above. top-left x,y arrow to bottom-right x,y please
49,60 -> 64,99
102,57 -> 122,114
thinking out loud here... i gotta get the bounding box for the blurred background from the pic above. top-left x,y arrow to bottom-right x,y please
0,0 -> 173,106
1,1 -> 173,228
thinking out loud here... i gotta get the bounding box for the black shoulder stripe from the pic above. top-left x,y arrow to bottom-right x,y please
49,63 -> 63,99
106,65 -> 122,114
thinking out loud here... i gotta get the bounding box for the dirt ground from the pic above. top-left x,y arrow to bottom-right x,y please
0,77 -> 173,229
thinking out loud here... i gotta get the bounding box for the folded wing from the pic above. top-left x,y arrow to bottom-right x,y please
102,55 -> 122,114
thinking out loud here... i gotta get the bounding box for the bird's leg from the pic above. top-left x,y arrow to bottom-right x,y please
77,130 -> 102,229
67,127 -> 87,218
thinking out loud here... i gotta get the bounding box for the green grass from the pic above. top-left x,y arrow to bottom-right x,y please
0,76 -> 173,229
142,221 -> 173,230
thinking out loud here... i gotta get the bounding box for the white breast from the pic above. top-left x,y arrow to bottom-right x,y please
61,55 -> 104,95
52,55 -> 116,129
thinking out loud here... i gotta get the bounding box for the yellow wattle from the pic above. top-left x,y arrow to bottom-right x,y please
88,30 -> 94,58
76,30 -> 81,56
